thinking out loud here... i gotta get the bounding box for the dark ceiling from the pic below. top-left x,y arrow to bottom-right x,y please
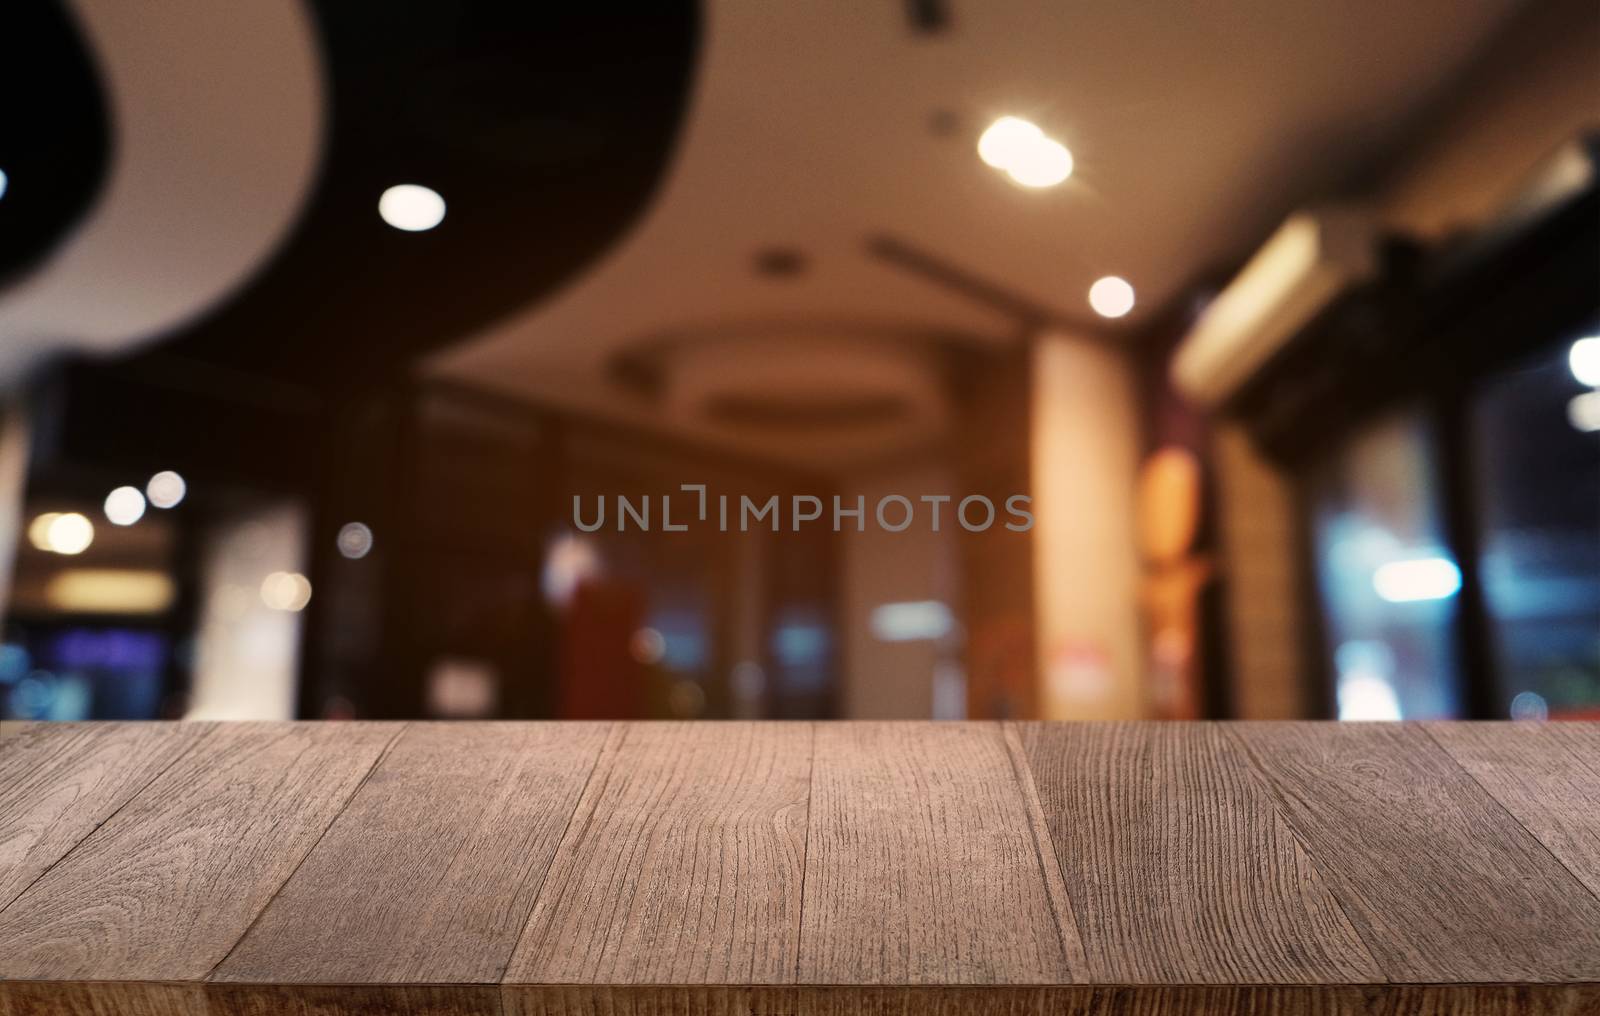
0,2 -> 109,286
128,2 -> 701,398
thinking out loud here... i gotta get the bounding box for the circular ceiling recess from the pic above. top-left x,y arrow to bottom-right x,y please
661,331 -> 950,463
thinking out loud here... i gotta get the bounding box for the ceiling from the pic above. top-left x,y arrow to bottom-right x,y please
0,2 -> 699,404
0,0 -> 324,386
1,0 -> 1530,470
429,0 -> 1525,465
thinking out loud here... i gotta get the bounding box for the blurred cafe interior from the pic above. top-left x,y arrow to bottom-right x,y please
0,0 -> 1595,725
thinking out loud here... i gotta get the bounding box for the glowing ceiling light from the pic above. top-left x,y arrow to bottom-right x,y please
977,116 -> 1043,169
104,486 -> 147,526
1089,276 -> 1136,318
1570,336 -> 1600,387
977,116 -> 1073,188
146,470 -> 186,509
1005,137 -> 1074,188
378,184 -> 446,232
0,168 -> 8,201
1373,556 -> 1461,603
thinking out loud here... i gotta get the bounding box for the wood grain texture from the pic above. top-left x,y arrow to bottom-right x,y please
0,722 -> 399,981
214,722 -> 610,985
1427,722 -> 1600,901
0,982 -> 497,1016
0,982 -> 209,1016
504,722 -> 811,984
498,985 -> 1600,1016
3,720 -> 1599,1016
207,983 -> 502,1015
797,722 -> 1084,985
1011,722 -> 1382,984
0,722 -> 209,911
1229,721 -> 1600,983
2,983 -> 1594,1016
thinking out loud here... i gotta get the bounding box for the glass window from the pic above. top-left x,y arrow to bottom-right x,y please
1471,332 -> 1600,719
1310,411 -> 1463,719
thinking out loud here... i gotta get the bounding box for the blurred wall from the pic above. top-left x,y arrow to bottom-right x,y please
840,460 -> 959,719
1212,424 -> 1309,718
1031,332 -> 1143,719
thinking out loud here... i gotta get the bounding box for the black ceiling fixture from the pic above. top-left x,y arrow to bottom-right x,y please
905,0 -> 953,35
0,0 -> 110,287
753,247 -> 808,279
130,1 -> 701,398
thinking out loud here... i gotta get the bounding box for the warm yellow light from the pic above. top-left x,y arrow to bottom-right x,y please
1089,276 -> 1136,318
260,571 -> 313,612
33,512 -> 95,555
978,116 -> 1073,188
27,513 -> 61,551
46,569 -> 175,614
977,117 -> 1043,169
1006,137 -> 1073,188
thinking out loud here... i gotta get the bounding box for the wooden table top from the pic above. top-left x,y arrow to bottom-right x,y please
1,721 -> 1597,1015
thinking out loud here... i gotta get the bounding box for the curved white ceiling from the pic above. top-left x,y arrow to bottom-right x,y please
432,0 -> 1522,465
0,0 -> 325,386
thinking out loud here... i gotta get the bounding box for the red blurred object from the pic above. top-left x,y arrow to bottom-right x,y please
557,581 -> 647,719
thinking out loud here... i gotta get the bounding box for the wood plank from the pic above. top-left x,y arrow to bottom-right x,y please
503,722 -> 811,984
1426,722 -> 1600,900
0,721 -> 399,981
1011,722 -> 1381,984
1228,722 -> 1600,983
796,722 -> 1084,985
0,982 -> 497,1016
2,982 -> 1591,1016
0,722 -> 210,912
0,982 -> 209,1016
208,983 -> 502,1015
214,722 -> 611,985
497,984 -> 1599,1016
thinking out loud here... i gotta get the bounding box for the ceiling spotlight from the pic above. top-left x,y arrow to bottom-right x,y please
104,486 -> 147,526
147,470 -> 187,509
978,117 -> 1073,188
379,184 -> 446,232
0,168 -> 8,202
1089,276 -> 1136,318
1005,137 -> 1073,188
978,117 -> 1043,169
